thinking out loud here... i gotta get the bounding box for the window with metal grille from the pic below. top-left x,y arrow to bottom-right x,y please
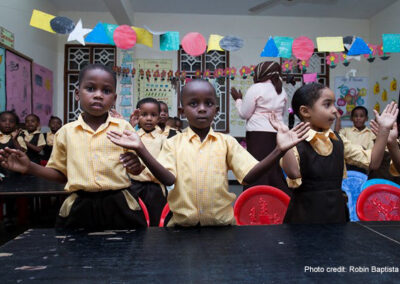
64,44 -> 116,122
178,48 -> 230,132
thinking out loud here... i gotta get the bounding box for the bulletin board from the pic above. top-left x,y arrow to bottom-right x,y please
32,63 -> 53,124
5,50 -> 32,120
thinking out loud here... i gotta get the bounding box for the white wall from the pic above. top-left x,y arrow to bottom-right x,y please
369,0 -> 400,114
0,0 -> 58,120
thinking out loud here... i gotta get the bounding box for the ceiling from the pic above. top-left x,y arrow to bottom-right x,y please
51,0 -> 397,19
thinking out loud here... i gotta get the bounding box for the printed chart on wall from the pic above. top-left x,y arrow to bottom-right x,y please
116,50 -> 135,120
135,59 -> 173,111
5,50 -> 32,120
334,76 -> 368,120
229,77 -> 252,136
0,47 -> 5,111
32,63 -> 53,124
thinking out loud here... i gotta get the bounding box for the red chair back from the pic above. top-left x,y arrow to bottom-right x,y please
356,184 -> 400,221
138,198 -> 150,227
234,185 -> 290,225
159,203 -> 170,227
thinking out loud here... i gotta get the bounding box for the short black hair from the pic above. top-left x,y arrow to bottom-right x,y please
136,97 -> 161,113
25,113 -> 40,123
180,79 -> 217,104
351,106 -> 368,117
78,63 -> 116,89
0,110 -> 19,124
173,117 -> 181,122
49,116 -> 62,124
292,83 -> 327,121
159,101 -> 168,109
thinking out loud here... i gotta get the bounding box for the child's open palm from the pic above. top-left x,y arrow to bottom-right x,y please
370,119 -> 398,145
269,113 -> 310,152
374,101 -> 398,130
107,130 -> 143,150
0,148 -> 30,174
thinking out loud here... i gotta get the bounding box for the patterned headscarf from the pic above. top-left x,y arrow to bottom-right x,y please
253,61 -> 283,94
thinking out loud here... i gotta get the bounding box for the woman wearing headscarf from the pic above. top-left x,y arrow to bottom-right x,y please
231,61 -> 290,194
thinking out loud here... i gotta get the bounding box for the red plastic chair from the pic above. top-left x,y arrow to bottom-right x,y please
159,203 -> 170,227
138,198 -> 150,227
356,184 -> 400,221
234,185 -> 290,225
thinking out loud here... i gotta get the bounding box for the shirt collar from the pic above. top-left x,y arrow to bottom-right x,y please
306,128 -> 338,142
351,126 -> 370,133
138,125 -> 161,138
23,129 -> 41,135
186,126 -> 217,142
76,113 -> 120,133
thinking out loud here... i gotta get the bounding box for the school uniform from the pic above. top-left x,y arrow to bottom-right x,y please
339,126 -> 375,173
130,126 -> 167,226
20,129 -> 46,164
157,127 -> 258,227
42,131 -> 55,161
46,114 -> 147,230
159,125 -> 178,139
283,129 -> 371,224
0,132 -> 27,176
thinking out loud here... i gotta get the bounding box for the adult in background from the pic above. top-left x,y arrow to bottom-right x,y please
231,61 -> 290,195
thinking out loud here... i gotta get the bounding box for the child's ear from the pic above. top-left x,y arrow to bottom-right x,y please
299,105 -> 311,119
74,88 -> 80,102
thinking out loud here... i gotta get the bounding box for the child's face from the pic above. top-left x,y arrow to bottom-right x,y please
181,82 -> 218,130
0,114 -> 16,134
166,119 -> 175,128
351,109 -> 367,129
49,118 -> 62,133
75,69 -> 116,117
25,116 -> 39,132
159,103 -> 169,125
305,88 -> 337,131
138,102 -> 159,132
175,120 -> 182,130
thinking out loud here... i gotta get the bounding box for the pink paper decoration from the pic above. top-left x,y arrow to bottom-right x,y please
363,44 -> 377,58
303,73 -> 317,83
326,52 -> 339,67
182,32 -> 207,56
113,25 -> 137,50
292,36 -> 315,61
282,60 -> 293,73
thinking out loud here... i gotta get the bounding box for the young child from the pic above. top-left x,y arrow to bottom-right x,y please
281,83 -> 397,224
0,63 -> 146,230
129,97 -> 167,226
0,111 -> 26,155
158,101 -> 177,138
173,117 -> 183,132
107,79 -> 310,227
42,116 -> 62,162
20,114 -> 46,164
335,106 -> 376,173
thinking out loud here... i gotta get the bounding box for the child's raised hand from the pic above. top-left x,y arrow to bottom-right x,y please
129,109 -> 140,128
371,119 -> 398,145
107,130 -> 143,150
230,87 -> 243,101
370,119 -> 379,136
374,101 -> 399,130
269,112 -> 310,152
0,147 -> 30,174
120,152 -> 145,175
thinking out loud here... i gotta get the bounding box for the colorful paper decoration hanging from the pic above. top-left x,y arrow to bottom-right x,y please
85,22 -> 110,44
316,37 -> 344,52
340,53 -> 350,66
292,36 -> 314,61
382,34 -> 400,53
50,16 -> 75,34
103,23 -> 118,45
113,25 -> 137,50
274,37 -> 293,58
260,37 -> 279,57
303,73 -> 317,83
281,60 -> 293,73
347,37 -> 371,56
297,59 -> 309,72
326,52 -> 339,68
67,19 -> 92,45
182,32 -> 207,56
219,36 -> 244,51
207,34 -> 224,52
131,26 -> 153,48
30,9 -> 56,33
160,32 -> 180,51
364,44 -> 377,62
377,44 -> 391,60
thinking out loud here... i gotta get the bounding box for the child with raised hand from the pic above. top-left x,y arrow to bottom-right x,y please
42,116 -> 62,162
107,79 -> 310,227
281,83 -> 397,224
0,63 -> 146,230
20,114 -> 46,164
129,97 -> 167,226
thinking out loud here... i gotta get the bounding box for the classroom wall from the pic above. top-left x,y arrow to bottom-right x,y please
0,0 -> 59,119
369,0 -> 400,113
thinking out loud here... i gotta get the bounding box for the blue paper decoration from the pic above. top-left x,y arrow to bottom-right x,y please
382,34 -> 400,53
274,37 -> 293,58
85,22 -> 110,44
160,32 -> 180,51
347,37 -> 371,56
260,37 -> 279,57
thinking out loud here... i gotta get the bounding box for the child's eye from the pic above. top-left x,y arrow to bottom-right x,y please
207,101 -> 215,106
189,102 -> 197,107
104,89 -> 111,94
86,87 -> 94,92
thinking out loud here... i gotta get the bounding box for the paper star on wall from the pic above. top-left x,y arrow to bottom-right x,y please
67,19 -> 92,45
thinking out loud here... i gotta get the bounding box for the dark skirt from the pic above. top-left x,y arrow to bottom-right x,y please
245,131 -> 291,196
56,187 -> 148,230
130,180 -> 167,227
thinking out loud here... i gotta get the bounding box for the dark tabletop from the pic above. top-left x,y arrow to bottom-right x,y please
0,222 -> 399,283
0,174 -> 65,196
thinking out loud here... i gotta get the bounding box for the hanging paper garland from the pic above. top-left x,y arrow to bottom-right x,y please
282,60 -> 293,73
377,44 -> 390,60
239,66 -> 250,79
182,32 -> 207,56
326,53 -> 339,68
364,44 -> 377,63
214,68 -> 224,79
113,25 -> 137,50
292,36 -> 314,61
340,53 -> 350,66
230,67 -> 237,80
195,69 -> 202,78
297,59 -> 309,72
249,65 -> 256,77
224,67 -> 231,78
203,69 -> 211,79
